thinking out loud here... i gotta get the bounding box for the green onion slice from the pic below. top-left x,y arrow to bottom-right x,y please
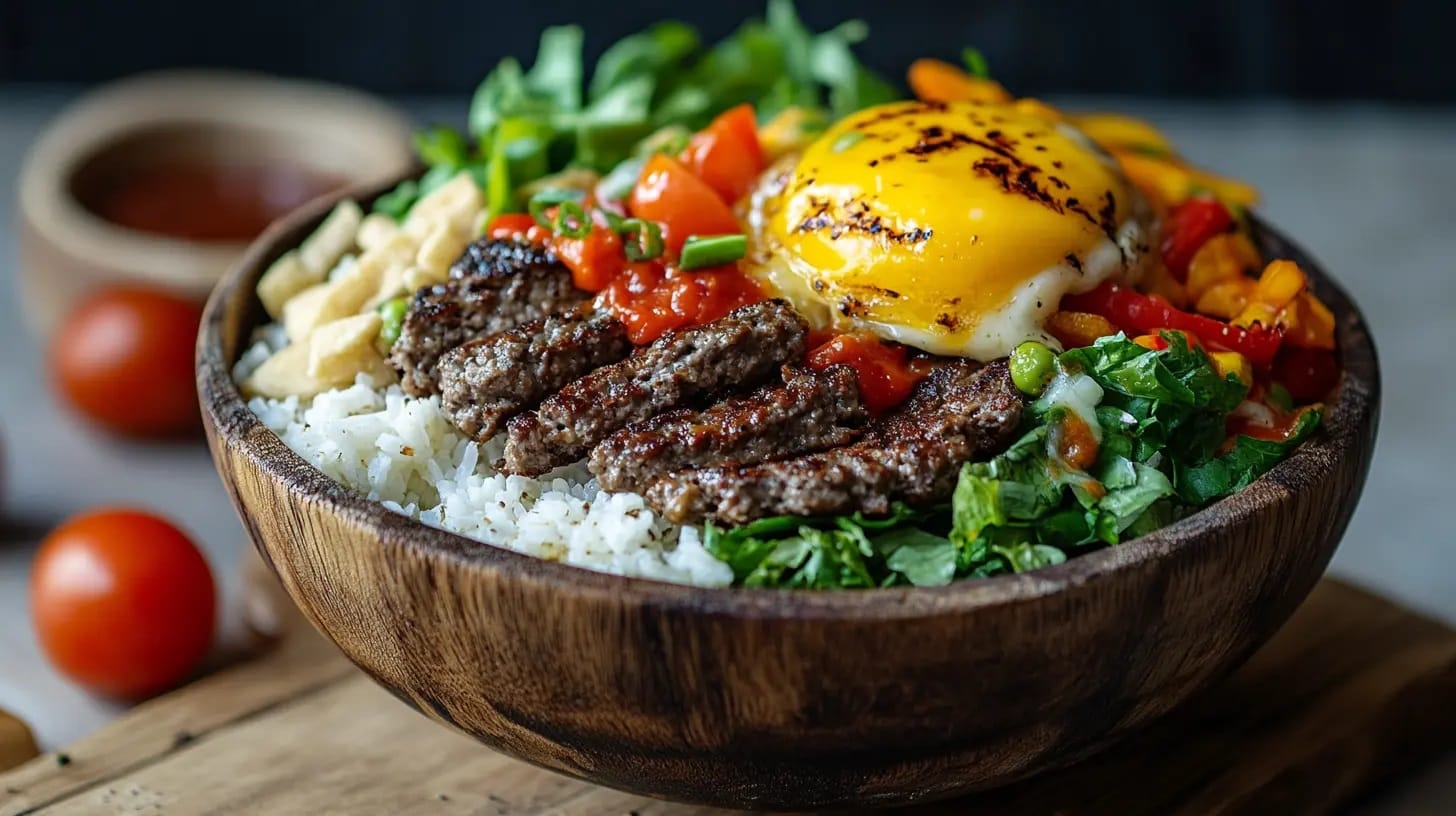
679,234 -> 747,270
552,199 -> 592,238
528,188 -> 586,230
616,218 -> 664,261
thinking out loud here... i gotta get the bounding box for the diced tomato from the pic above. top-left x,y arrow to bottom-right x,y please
1272,346 -> 1340,402
807,333 -> 924,415
1161,197 -> 1234,282
1063,282 -> 1282,367
597,262 -> 764,345
551,227 -> 625,292
485,214 -> 538,240
679,104 -> 765,205
628,154 -> 741,256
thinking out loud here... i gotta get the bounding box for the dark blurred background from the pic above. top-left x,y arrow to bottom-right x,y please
2,0 -> 1452,101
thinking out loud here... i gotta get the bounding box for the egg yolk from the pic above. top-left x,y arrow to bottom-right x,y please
763,100 -> 1141,356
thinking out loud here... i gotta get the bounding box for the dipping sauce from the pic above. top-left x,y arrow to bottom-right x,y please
79,163 -> 344,243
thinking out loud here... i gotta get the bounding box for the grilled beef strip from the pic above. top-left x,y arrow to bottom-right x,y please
645,359 -> 1023,524
502,299 -> 808,476
389,239 -> 587,397
437,310 -> 631,442
589,364 -> 867,495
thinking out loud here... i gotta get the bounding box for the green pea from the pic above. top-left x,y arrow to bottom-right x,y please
377,297 -> 409,349
1010,341 -> 1056,395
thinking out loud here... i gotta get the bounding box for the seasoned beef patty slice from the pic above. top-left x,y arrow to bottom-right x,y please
647,359 -> 1024,524
437,310 -> 631,442
389,239 -> 586,397
503,299 -> 808,476
590,364 -> 867,495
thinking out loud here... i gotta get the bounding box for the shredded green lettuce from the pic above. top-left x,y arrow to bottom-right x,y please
705,333 -> 1322,589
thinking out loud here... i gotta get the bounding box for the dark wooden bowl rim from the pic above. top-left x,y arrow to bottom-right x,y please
198,176 -> 1380,622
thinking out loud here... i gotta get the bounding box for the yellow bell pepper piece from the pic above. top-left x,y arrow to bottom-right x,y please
1069,113 -> 1175,156
1252,260 -> 1308,309
1186,233 -> 1261,299
1195,279 -> 1255,320
1208,351 -> 1253,386
1110,150 -> 1260,213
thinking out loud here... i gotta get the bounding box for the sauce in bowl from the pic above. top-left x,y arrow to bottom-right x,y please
78,162 -> 344,243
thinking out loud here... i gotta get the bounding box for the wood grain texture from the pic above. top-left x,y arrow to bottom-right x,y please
193,179 -> 1381,809
3,581 -> 1448,815
0,630 -> 350,816
0,709 -> 37,774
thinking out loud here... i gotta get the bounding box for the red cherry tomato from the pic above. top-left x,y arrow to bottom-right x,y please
31,509 -> 216,700
50,287 -> 204,437
1161,197 -> 1234,281
679,104 -> 765,205
627,154 -> 741,256
807,333 -> 924,414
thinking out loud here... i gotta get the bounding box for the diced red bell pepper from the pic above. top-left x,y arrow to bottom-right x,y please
1063,282 -> 1283,367
1162,197 -> 1234,282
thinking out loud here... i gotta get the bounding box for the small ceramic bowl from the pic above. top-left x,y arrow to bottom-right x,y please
199,179 -> 1379,810
16,70 -> 415,338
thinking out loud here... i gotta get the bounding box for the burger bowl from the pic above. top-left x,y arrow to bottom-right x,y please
197,177 -> 1378,810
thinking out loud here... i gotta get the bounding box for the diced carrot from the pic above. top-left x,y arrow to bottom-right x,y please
1045,311 -> 1119,349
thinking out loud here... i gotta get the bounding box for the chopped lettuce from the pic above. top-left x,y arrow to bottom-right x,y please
704,332 -> 1322,588
1176,409 -> 1319,504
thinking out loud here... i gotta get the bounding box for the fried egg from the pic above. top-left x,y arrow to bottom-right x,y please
744,100 -> 1153,359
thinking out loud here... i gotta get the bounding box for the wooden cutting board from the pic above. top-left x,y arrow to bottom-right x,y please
2,578 -> 1453,815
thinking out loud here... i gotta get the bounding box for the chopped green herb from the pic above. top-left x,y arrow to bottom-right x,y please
384,3 -> 900,221
528,188 -> 587,230
962,47 -> 991,79
552,199 -> 592,238
679,234 -> 747,269
616,218 -> 665,261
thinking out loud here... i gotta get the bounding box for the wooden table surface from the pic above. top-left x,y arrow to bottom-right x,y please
3,579 -> 1453,815
1,89 -> 1455,812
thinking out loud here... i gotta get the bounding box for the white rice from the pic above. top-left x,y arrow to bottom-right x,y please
234,334 -> 733,587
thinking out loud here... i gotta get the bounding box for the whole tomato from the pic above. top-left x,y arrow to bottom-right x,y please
50,287 -> 204,437
31,509 -> 216,699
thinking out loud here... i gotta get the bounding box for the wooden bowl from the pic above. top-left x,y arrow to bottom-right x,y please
198,180 -> 1379,810
16,70 -> 414,338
